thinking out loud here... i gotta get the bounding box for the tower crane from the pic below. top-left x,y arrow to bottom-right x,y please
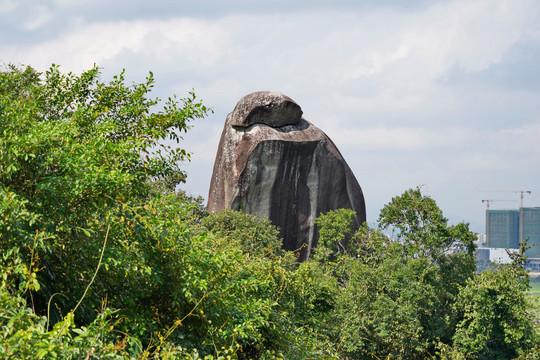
482,199 -> 515,247
481,190 -> 532,246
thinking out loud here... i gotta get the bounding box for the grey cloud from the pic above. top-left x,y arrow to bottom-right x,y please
0,0 -> 446,50
2,0 -> 447,31
3,0 -> 540,234
57,0 -> 446,19
440,38 -> 540,92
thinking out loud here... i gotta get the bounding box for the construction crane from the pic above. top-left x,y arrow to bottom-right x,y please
482,199 -> 515,247
481,190 -> 532,246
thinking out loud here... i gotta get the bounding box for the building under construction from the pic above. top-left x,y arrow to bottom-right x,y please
487,207 -> 540,259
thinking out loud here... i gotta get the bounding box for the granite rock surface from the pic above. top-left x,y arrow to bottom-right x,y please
208,91 -> 365,260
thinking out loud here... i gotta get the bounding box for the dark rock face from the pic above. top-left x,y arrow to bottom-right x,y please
208,91 -> 365,261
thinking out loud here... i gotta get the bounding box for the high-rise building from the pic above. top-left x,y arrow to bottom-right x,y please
486,207 -> 540,259
486,209 -> 519,249
523,207 -> 540,258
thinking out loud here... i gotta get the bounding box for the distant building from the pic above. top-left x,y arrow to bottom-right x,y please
475,247 -> 515,265
476,247 -> 489,260
489,248 -> 514,264
486,207 -> 540,260
475,233 -> 486,247
487,209 -> 519,249
523,207 -> 540,258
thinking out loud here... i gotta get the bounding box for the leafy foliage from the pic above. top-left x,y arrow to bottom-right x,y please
1,64 -> 538,359
450,242 -> 537,359
202,209 -> 284,257
307,187 -> 538,359
378,187 -> 476,262
314,209 -> 357,262
0,63 -> 336,359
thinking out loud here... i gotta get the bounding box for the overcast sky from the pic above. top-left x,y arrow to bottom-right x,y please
2,0 -> 540,233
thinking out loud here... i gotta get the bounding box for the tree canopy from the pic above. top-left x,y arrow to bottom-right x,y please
0,64 -> 538,359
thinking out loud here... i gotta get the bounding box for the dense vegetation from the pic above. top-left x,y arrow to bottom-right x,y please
1,64 -> 538,359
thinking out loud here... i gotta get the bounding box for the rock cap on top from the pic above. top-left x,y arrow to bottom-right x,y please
230,91 -> 303,128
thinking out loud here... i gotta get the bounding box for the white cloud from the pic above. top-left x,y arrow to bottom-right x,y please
458,152 -> 506,171
2,0 -> 539,232
21,5 -> 54,30
325,0 -> 537,113
4,17 -> 230,73
0,0 -> 17,14
448,121 -> 540,172
492,122 -> 540,157
323,126 -> 470,151
5,0 -> 534,95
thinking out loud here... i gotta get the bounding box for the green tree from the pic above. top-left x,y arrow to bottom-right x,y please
4,63 -> 537,359
378,187 -> 476,263
307,188 -> 480,359
0,64 -> 337,359
202,209 -> 284,257
449,241 -> 538,359
314,208 -> 357,262
0,63 -> 212,351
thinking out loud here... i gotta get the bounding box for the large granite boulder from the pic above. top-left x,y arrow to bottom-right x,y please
207,91 -> 366,260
